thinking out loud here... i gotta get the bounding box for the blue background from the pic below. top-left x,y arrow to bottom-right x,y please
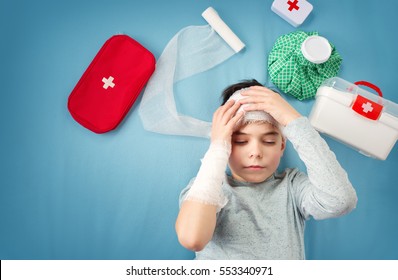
1,0 -> 397,260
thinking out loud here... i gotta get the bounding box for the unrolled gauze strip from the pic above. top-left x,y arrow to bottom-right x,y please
202,7 -> 245,53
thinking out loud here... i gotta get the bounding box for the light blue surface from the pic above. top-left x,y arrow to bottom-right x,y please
1,0 -> 397,259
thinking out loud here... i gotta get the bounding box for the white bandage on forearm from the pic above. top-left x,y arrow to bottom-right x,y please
184,141 -> 230,211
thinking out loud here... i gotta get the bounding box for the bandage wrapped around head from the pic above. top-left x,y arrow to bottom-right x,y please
228,88 -> 280,128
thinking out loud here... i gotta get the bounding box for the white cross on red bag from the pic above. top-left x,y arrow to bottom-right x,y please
351,81 -> 383,120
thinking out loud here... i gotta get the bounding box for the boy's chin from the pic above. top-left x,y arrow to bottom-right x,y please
235,173 -> 274,184
247,177 -> 271,183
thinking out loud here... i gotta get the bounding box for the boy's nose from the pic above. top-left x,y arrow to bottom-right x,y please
249,143 -> 263,158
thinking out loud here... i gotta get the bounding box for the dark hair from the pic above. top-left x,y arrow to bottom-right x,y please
221,79 -> 263,105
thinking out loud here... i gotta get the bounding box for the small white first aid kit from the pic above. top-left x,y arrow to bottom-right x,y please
309,77 -> 398,160
271,0 -> 313,27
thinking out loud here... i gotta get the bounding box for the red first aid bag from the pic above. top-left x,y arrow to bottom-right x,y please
68,35 -> 155,133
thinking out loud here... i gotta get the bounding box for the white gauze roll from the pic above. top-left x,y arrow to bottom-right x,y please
138,7 -> 245,138
184,141 -> 230,211
202,7 -> 245,53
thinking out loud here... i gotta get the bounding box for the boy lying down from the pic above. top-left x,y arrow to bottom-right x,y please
176,79 -> 357,260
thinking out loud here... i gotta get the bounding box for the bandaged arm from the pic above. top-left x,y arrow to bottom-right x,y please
175,141 -> 229,251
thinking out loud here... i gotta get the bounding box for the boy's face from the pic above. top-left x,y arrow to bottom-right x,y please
229,122 -> 285,183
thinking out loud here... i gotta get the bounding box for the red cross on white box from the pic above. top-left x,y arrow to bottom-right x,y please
287,0 -> 300,11
271,0 -> 313,27
352,95 -> 383,120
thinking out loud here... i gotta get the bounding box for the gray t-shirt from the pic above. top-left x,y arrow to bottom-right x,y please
179,117 -> 357,259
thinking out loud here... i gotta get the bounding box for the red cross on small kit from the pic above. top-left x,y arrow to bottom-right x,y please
271,0 -> 313,27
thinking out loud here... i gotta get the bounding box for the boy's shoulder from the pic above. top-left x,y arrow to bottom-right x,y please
275,167 -> 309,186
275,167 -> 302,179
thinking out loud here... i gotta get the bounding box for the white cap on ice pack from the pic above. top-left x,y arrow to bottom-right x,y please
301,35 -> 332,64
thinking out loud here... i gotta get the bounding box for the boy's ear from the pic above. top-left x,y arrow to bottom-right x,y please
280,136 -> 286,155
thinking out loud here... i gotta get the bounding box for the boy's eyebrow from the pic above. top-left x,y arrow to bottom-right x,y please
234,131 -> 280,136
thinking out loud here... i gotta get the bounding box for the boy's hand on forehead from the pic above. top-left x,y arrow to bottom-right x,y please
211,100 -> 244,148
240,86 -> 301,126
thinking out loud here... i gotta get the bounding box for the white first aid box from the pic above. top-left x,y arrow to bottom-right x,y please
309,77 -> 398,160
271,0 -> 313,27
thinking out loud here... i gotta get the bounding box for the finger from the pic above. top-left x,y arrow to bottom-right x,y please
219,100 -> 236,114
223,99 -> 236,107
238,95 -> 269,104
219,100 -> 235,112
249,86 -> 276,93
224,112 -> 244,133
213,100 -> 235,121
241,87 -> 275,97
228,110 -> 244,127
241,103 -> 270,112
221,101 -> 241,124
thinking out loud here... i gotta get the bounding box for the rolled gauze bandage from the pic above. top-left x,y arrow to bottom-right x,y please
139,7 -> 245,138
202,7 -> 245,53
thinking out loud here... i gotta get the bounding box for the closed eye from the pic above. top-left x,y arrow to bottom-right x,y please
263,141 -> 275,145
263,139 -> 276,145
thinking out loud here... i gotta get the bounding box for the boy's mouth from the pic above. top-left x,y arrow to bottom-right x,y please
245,165 -> 265,170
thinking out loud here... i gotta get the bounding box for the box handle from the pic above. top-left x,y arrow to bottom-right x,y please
354,80 -> 383,97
